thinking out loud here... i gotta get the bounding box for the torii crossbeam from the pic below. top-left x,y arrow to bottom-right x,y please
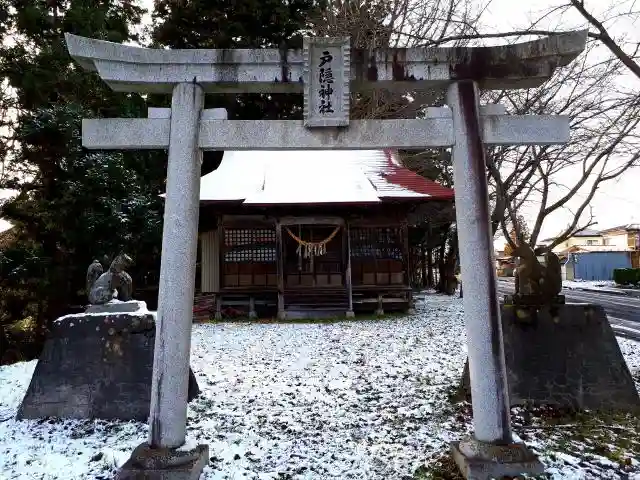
65,31 -> 587,480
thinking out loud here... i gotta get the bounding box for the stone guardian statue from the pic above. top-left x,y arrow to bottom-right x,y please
86,254 -> 134,305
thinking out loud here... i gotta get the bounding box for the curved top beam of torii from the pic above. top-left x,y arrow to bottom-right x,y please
65,31 -> 587,94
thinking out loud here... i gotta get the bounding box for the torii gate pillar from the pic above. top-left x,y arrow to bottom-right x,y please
446,81 -> 545,478
149,82 -> 204,449
449,80 -> 512,444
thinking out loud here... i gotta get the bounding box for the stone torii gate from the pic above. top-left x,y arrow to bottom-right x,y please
65,32 -> 586,479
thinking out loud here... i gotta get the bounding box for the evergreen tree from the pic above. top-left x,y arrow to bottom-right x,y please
0,0 -> 164,356
0,0 -> 326,360
151,0 -> 324,129
151,0 -> 325,173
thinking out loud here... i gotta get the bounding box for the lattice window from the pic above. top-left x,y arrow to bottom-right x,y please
224,228 -> 276,263
350,227 -> 402,259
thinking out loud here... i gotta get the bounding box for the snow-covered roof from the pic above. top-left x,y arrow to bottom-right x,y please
199,150 -> 453,205
600,224 -> 640,233
558,245 -> 632,253
572,228 -> 602,237
540,229 -> 602,243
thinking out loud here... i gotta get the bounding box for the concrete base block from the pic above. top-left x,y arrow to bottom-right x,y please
345,310 -> 355,318
461,303 -> 640,411
116,443 -> 209,480
17,312 -> 200,421
375,309 -> 384,316
451,438 -> 544,480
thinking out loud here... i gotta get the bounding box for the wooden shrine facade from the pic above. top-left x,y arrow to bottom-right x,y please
194,149 -> 454,320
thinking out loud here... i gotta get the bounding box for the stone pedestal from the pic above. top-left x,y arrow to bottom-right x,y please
85,300 -> 148,314
17,302 -> 200,421
451,438 -> 544,480
461,303 -> 640,411
116,443 -> 209,480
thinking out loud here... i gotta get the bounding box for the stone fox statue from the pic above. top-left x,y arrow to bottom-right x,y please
86,254 -> 134,305
513,243 -> 544,295
540,248 -> 562,299
512,243 -> 562,301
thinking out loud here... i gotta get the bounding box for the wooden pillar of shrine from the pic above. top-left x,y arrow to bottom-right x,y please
275,221 -> 285,320
345,223 -> 354,318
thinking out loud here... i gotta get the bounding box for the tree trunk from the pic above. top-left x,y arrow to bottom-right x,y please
0,323 -> 8,364
420,244 -> 427,289
427,248 -> 434,288
441,241 -> 458,295
437,243 -> 447,292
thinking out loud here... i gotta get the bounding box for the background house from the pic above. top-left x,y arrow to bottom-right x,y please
540,228 -> 604,253
540,224 -> 640,280
599,224 -> 640,253
562,251 -> 633,281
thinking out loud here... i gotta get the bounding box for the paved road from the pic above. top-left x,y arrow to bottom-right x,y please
496,279 -> 640,340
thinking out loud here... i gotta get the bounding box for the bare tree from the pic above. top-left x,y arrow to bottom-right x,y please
567,0 -> 640,80
309,0 -> 485,119
400,0 -> 640,82
371,0 -> 640,251
485,40 -> 640,250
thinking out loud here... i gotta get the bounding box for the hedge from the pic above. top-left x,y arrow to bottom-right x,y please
612,268 -> 640,285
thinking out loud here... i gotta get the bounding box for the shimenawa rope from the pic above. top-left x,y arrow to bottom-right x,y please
285,226 -> 341,258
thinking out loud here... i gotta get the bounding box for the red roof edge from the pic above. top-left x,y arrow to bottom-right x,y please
381,150 -> 454,200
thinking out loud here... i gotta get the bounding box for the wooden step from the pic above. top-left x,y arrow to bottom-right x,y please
285,307 -> 350,319
284,287 -> 348,310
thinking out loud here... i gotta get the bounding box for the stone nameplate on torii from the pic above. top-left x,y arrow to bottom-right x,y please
303,37 -> 350,127
64,31 -> 587,480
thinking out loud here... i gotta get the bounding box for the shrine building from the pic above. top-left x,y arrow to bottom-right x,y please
194,149 -> 453,320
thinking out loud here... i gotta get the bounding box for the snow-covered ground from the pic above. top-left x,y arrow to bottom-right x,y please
500,277 -> 621,292
563,279 -> 618,291
0,295 -> 638,480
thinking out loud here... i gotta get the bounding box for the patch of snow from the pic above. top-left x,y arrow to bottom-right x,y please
0,217 -> 13,234
618,337 -> 640,393
563,280 -> 621,293
0,360 -> 36,418
243,152 -> 381,204
200,150 -> 383,204
176,436 -> 200,453
0,294 -> 638,479
546,465 -> 588,479
555,452 -> 582,466
54,302 -> 152,323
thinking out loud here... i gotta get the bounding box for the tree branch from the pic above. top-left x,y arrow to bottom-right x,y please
569,0 -> 640,79
399,29 -> 600,47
